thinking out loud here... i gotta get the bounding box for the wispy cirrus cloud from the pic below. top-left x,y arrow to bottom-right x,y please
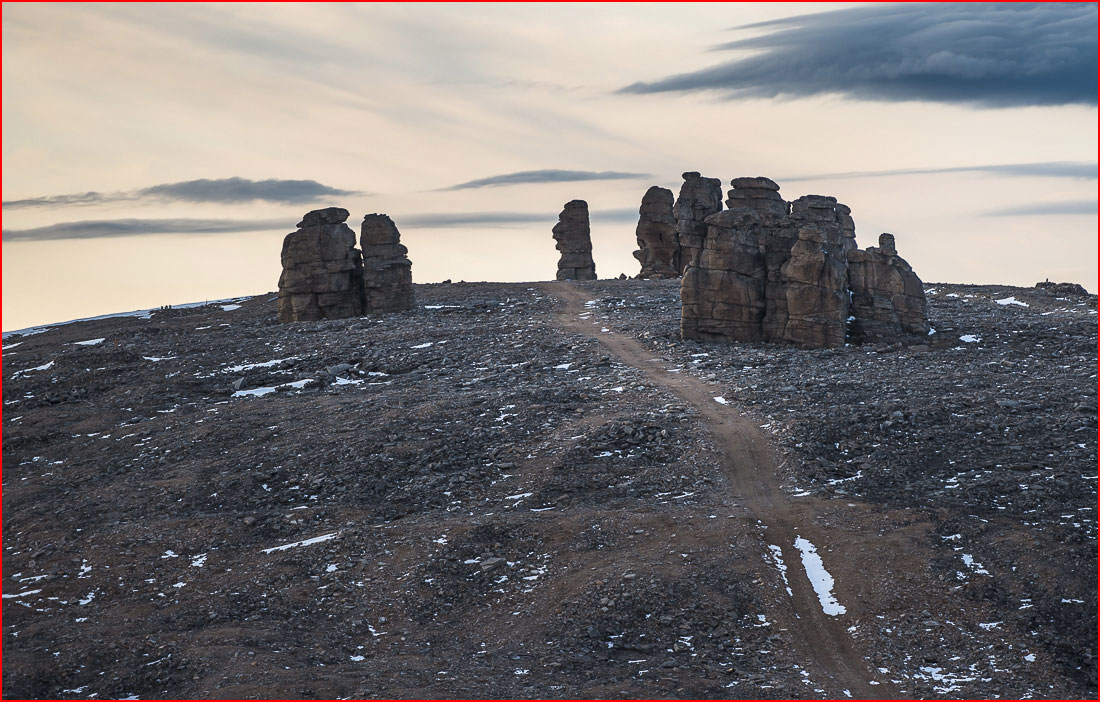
987,201 -> 1096,217
442,169 -> 648,191
782,161 -> 1097,182
2,177 -> 359,209
400,208 -> 637,228
620,3 -> 1097,107
3,218 -> 288,242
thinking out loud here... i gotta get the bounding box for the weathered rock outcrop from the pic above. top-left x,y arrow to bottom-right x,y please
361,214 -> 415,313
725,176 -> 788,220
847,233 -> 928,342
761,195 -> 851,348
278,208 -> 415,322
681,209 -> 767,342
277,207 -> 363,322
553,200 -> 596,281
633,186 -> 679,278
681,178 -> 928,348
673,172 -> 723,273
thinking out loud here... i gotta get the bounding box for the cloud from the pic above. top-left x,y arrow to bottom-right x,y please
987,201 -> 1097,217
399,207 -> 638,228
2,177 -> 358,209
442,169 -> 649,190
782,162 -> 1097,182
3,218 -> 288,242
620,3 -> 1097,107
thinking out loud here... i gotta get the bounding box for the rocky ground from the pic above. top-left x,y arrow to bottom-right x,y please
2,278 -> 1095,699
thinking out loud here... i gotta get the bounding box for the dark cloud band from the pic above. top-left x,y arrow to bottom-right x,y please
3,218 -> 288,241
783,162 -> 1097,182
443,169 -> 648,190
3,177 -> 358,209
620,3 -> 1097,107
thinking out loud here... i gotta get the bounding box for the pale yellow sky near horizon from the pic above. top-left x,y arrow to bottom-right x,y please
2,2 -> 1097,331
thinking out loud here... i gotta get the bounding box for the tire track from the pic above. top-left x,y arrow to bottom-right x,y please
544,281 -> 895,699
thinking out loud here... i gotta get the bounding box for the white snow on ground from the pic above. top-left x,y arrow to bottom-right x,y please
960,553 -> 989,575
912,665 -> 978,694
143,356 -> 176,362
767,544 -> 793,596
793,536 -> 846,616
2,341 -> 22,349
410,342 -> 433,349
224,357 -> 297,373
190,554 -> 207,568
2,589 -> 42,599
713,396 -> 728,405
233,387 -> 276,398
232,378 -> 311,398
220,304 -> 241,311
73,338 -> 105,346
12,361 -> 54,378
553,363 -> 572,370
994,296 -> 1029,307
959,334 -> 981,343
2,296 -> 255,339
260,532 -> 338,554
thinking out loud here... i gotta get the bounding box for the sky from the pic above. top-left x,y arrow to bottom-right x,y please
2,2 -> 1097,331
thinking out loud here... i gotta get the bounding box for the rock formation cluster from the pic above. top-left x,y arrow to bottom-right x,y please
632,186 -> 679,278
553,200 -> 596,281
278,208 -> 414,322
681,177 -> 928,348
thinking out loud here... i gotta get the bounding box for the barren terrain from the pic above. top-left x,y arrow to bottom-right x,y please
2,279 -> 1096,699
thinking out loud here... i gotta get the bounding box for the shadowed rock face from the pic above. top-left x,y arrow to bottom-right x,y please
553,200 -> 596,281
361,214 -> 415,313
277,207 -> 364,322
682,179 -> 928,348
847,233 -> 929,342
278,208 -> 414,322
674,172 -> 724,273
633,186 -> 679,278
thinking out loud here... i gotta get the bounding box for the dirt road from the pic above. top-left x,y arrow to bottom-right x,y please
545,281 -> 894,699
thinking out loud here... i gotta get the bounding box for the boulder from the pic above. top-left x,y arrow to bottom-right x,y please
553,200 -> 596,281
277,208 -> 363,322
674,172 -> 723,273
633,186 -> 679,278
361,214 -> 416,313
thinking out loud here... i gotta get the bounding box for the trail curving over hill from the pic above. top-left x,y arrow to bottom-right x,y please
544,281 -> 895,700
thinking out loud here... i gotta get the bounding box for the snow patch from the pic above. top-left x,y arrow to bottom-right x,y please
958,334 -> 981,343
793,536 -> 846,616
995,296 -> 1029,307
260,532 -> 338,554
73,338 -> 105,346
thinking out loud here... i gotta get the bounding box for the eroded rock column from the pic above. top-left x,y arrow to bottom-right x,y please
633,186 -> 679,278
681,208 -> 767,342
277,207 -> 364,322
553,200 -> 596,281
674,172 -> 723,273
361,214 -> 416,313
847,233 -> 929,342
